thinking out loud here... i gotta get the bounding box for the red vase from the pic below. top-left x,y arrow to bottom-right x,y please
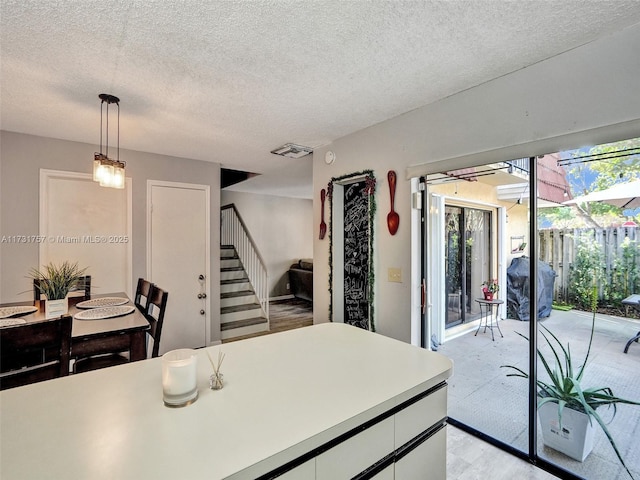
484,292 -> 494,300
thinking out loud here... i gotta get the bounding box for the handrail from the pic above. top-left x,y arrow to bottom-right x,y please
221,204 -> 269,321
505,158 -> 530,174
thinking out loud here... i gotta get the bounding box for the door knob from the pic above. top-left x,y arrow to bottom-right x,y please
200,309 -> 206,315
198,293 -> 207,299
198,274 -> 205,280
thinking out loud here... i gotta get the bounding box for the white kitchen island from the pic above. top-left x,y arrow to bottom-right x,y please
0,323 -> 453,479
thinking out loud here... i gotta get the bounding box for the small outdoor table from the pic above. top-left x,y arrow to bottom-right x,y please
622,294 -> 640,354
475,298 -> 504,341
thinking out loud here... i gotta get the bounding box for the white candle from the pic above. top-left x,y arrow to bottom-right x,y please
162,349 -> 198,407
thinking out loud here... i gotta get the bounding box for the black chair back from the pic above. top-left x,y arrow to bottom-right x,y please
146,286 -> 168,358
135,278 -> 154,313
1,315 -> 72,390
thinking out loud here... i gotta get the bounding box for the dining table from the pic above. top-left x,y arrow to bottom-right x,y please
0,292 -> 150,362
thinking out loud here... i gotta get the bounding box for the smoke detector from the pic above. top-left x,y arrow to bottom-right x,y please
270,143 -> 313,158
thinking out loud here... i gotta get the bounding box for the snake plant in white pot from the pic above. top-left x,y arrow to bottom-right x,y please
29,261 -> 87,318
502,286 -> 640,479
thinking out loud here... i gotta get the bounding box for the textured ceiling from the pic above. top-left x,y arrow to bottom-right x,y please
2,1 -> 640,198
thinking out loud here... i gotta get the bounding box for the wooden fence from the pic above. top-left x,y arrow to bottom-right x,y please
538,227 -> 639,302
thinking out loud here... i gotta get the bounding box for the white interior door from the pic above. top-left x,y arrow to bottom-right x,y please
39,170 -> 132,296
148,181 -> 210,354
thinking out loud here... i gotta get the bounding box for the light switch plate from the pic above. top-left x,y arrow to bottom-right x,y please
388,268 -> 402,283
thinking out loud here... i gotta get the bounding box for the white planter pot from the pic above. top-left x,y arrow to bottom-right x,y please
45,298 -> 68,319
538,401 -> 596,461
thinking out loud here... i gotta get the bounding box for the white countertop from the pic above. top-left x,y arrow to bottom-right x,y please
0,323 -> 453,479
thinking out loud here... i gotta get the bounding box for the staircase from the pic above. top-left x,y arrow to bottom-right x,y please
220,246 -> 269,340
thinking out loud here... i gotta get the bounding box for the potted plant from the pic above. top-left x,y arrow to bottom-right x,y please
502,286 -> 640,479
29,261 -> 87,318
482,279 -> 499,300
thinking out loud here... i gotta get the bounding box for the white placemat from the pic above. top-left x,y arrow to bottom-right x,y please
0,318 -> 28,327
75,297 -> 130,309
74,305 -> 136,320
0,305 -> 38,319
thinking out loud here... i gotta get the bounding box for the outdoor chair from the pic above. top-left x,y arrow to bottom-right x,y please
622,294 -> 640,354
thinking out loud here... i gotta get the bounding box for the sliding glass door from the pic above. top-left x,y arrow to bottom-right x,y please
444,206 -> 491,328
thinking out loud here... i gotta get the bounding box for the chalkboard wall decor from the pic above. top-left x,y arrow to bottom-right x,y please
327,170 -> 377,331
344,180 -> 370,329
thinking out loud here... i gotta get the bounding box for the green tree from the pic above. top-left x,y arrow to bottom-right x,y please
565,138 -> 640,226
605,237 -> 640,306
569,234 -> 605,309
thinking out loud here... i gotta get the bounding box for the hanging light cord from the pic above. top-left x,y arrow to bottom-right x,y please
99,100 -> 104,156
117,101 -> 120,162
105,99 -> 109,159
98,94 -> 122,163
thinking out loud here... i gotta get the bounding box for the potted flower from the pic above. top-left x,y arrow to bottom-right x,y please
29,261 -> 87,318
501,286 -> 640,479
482,279 -> 499,300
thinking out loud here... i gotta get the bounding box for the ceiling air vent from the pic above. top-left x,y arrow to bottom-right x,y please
270,143 -> 313,158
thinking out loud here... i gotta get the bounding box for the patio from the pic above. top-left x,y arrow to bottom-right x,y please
439,308 -> 640,480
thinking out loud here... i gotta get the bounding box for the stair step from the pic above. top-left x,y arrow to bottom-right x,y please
221,258 -> 242,269
221,303 -> 262,322
221,280 -> 251,294
221,267 -> 244,272
221,290 -> 257,308
221,270 -> 247,281
219,245 -> 265,338
221,303 -> 261,314
221,290 -> 255,299
221,316 -> 267,331
221,278 -> 250,285
221,246 -> 238,257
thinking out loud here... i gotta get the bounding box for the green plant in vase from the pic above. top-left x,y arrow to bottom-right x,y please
502,285 -> 640,479
482,279 -> 499,299
29,261 -> 87,300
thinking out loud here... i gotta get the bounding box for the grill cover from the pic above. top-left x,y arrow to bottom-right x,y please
506,256 -> 555,321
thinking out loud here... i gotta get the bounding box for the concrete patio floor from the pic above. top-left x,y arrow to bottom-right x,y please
438,308 -> 640,480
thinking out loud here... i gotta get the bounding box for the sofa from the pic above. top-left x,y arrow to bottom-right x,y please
288,259 -> 313,302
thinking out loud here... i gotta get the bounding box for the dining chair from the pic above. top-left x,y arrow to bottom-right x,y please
33,275 -> 92,301
0,314 -> 72,390
134,278 -> 154,313
74,285 -> 169,372
146,285 -> 169,358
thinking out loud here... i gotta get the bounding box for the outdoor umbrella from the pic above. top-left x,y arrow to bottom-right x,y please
563,179 -> 640,209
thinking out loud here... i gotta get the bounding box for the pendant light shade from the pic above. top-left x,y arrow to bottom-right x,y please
93,94 -> 125,189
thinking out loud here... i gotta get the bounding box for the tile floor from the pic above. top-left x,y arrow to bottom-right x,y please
440,309 -> 640,479
448,425 -> 558,479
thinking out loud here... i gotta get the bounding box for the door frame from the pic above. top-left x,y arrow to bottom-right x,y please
39,169 -> 133,297
426,192 -> 506,344
328,171 -> 376,331
146,180 -> 211,348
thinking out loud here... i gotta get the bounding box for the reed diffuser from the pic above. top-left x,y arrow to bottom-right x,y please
207,350 -> 225,390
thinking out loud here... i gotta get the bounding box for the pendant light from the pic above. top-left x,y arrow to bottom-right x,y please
93,93 -> 125,189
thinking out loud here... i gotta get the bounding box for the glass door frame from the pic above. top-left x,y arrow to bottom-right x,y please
420,160 -> 581,480
444,205 -> 494,329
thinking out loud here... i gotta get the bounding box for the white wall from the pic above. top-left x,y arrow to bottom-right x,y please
313,23 -> 640,342
0,131 -> 223,344
221,190 -> 313,297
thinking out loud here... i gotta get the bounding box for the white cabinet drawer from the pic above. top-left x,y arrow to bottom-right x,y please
316,417 -> 394,479
394,385 -> 447,447
394,426 -> 446,480
370,464 -> 394,479
278,459 -> 315,479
